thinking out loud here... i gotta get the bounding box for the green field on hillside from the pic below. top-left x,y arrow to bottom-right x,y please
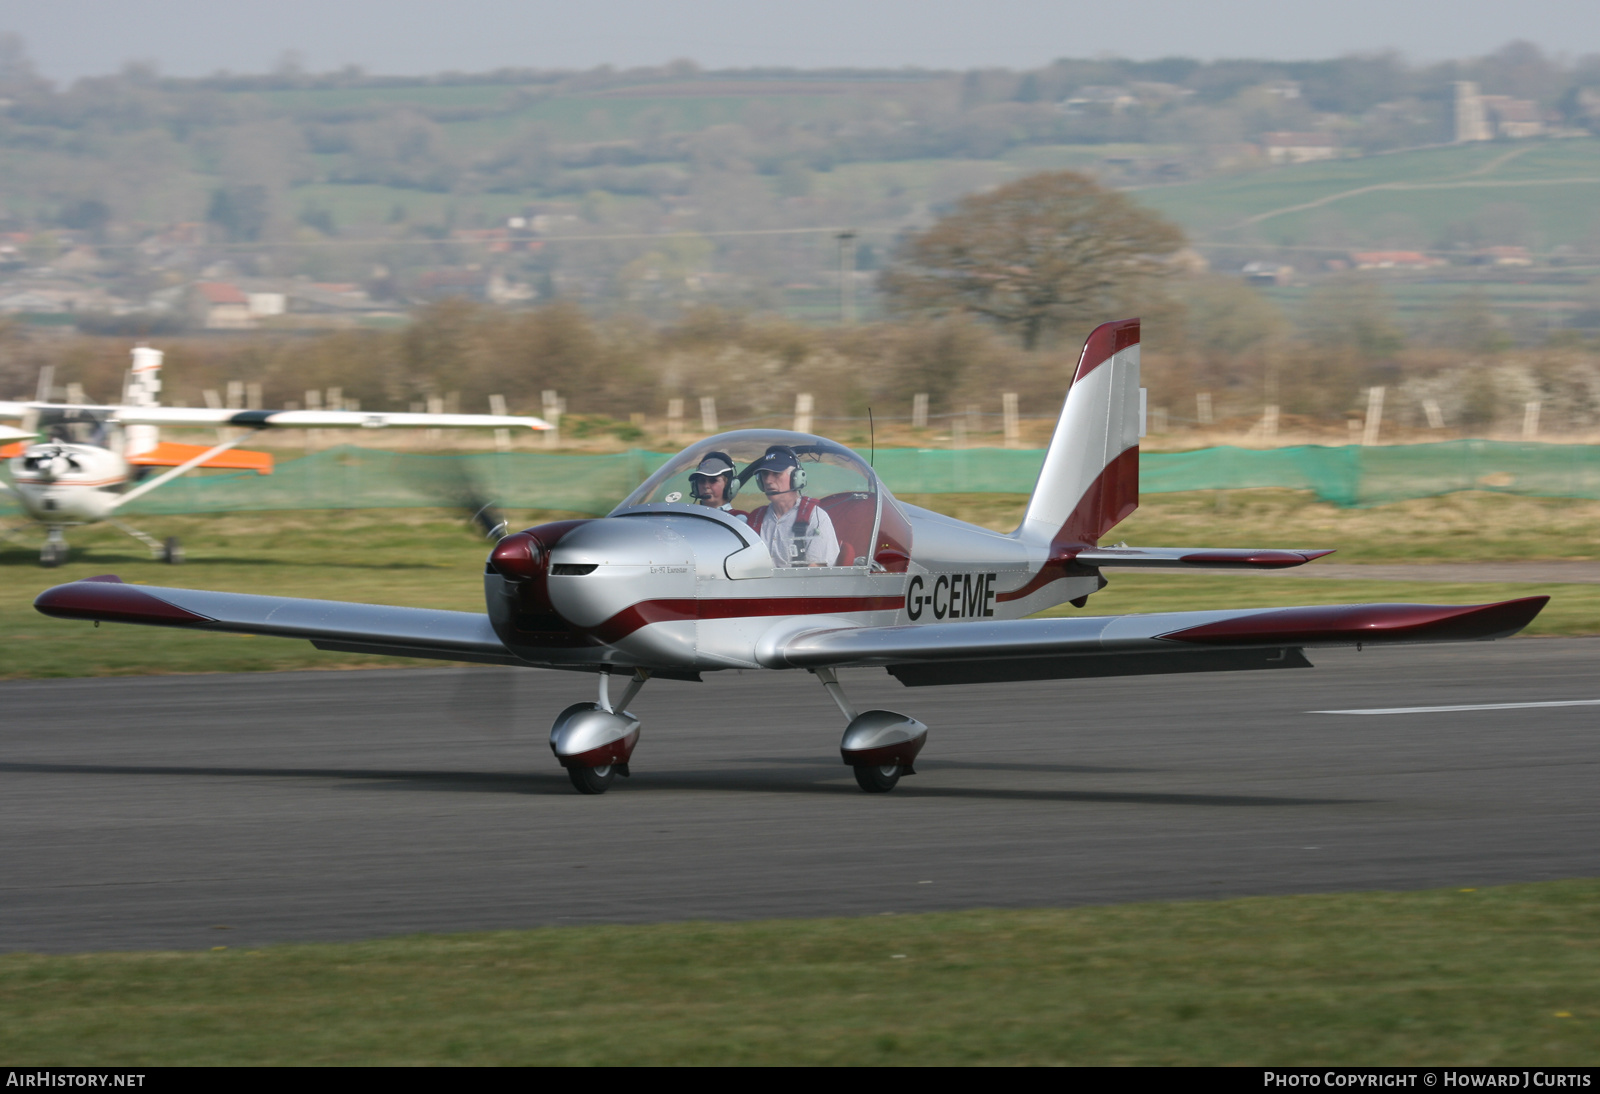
3,881 -> 1596,1065
1136,139 -> 1600,246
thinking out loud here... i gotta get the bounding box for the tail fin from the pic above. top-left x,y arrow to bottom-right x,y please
123,345 -> 163,458
1016,319 -> 1142,550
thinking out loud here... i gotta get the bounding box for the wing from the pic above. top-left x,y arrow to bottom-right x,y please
107,408 -> 551,431
34,576 -> 527,667
0,401 -> 30,422
1076,547 -> 1335,569
763,597 -> 1548,686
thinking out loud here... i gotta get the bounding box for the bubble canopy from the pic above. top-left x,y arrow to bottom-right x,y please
613,430 -> 880,513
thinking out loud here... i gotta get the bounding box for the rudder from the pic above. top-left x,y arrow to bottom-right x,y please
1016,319 -> 1142,550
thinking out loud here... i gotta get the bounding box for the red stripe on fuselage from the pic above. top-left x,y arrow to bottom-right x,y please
997,445 -> 1139,603
587,594 -> 905,644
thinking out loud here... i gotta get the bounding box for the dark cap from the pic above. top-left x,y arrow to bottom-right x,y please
746,445 -> 800,477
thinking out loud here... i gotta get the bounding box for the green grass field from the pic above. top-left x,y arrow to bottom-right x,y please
2,881 -> 1596,1065
4,490 -> 1598,679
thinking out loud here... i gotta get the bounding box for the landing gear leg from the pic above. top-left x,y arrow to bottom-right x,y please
39,526 -> 68,568
109,519 -> 180,563
551,669 -> 650,795
813,668 -> 928,794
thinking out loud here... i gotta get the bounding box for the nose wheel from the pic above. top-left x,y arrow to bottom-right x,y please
40,529 -> 68,568
550,670 -> 650,794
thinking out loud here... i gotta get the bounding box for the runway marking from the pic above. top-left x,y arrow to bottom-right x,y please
1312,699 -> 1600,716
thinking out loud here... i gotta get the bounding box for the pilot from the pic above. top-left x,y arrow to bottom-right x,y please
743,444 -> 839,568
688,451 -> 740,513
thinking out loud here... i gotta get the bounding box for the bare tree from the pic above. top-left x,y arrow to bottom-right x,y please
880,171 -> 1186,349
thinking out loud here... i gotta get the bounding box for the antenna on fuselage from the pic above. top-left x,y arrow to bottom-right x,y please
868,407 -> 875,468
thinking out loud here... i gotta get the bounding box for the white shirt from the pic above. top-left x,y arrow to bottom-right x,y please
754,499 -> 840,567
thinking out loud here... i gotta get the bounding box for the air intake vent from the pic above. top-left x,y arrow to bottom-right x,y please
551,564 -> 598,576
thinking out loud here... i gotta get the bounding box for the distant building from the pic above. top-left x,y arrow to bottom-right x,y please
1349,251 -> 1447,270
1242,261 -> 1294,286
1456,81 -> 1545,140
1260,132 -> 1340,164
189,281 -> 255,329
1478,245 -> 1534,267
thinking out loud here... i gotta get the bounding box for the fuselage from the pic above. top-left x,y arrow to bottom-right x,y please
484,495 -> 1099,676
8,443 -> 130,524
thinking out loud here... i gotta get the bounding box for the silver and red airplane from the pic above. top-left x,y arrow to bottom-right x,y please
2,346 -> 549,566
35,320 -> 1547,794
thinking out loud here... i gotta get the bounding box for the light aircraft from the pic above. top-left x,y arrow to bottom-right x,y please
2,347 -> 549,566
35,320 -> 1547,794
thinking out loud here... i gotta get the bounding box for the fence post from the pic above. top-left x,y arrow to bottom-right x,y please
1362,386 -> 1385,447
1423,398 -> 1445,429
912,393 -> 928,430
1002,392 -> 1020,448
426,394 -> 443,444
1197,392 -> 1213,426
700,396 -> 718,434
1152,406 -> 1168,434
794,392 -> 814,434
1263,404 -> 1279,444
489,394 -> 511,452
542,389 -> 561,449
226,380 -> 244,410
245,382 -> 262,410
1523,401 -> 1541,440
667,398 -> 684,443
307,388 -> 325,448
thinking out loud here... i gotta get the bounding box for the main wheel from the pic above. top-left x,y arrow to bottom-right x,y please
853,763 -> 902,793
162,537 -> 184,564
40,542 -> 65,568
567,763 -> 617,795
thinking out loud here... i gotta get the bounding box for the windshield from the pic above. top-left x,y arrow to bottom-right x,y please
615,430 -> 878,512
612,430 -> 884,570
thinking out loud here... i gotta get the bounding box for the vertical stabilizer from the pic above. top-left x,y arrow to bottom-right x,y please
1016,319 -> 1142,550
123,346 -> 164,457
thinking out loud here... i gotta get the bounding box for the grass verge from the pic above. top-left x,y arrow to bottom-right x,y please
2,881 -> 1598,1065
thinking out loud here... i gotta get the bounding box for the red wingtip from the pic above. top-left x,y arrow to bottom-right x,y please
34,581 -> 213,625
1178,549 -> 1332,569
1159,596 -> 1548,646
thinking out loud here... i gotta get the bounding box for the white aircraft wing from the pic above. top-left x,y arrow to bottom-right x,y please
112,408 -> 552,431
0,423 -> 37,443
0,403 -> 548,431
764,596 -> 1549,685
34,576 -> 527,667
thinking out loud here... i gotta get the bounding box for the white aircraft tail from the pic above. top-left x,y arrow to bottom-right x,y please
122,346 -> 164,457
1015,318 -> 1144,550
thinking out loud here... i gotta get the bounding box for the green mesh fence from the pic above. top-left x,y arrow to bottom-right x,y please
5,441 -> 1600,518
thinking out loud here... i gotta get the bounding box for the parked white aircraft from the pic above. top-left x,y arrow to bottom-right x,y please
2,347 -> 549,566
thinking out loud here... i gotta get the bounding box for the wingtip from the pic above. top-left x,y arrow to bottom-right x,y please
35,579 -> 212,625
1160,596 -> 1549,647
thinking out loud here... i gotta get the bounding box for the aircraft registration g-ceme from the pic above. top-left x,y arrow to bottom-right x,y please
1,347 -> 550,566
35,320 -> 1547,795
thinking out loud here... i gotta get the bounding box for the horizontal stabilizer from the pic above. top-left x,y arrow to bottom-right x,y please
34,576 -> 513,662
1077,547 -> 1335,569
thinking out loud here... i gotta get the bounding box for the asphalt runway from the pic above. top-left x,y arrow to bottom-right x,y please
4,638 -> 1599,953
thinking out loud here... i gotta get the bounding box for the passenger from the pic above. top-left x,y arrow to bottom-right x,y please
688,451 -> 741,513
743,444 -> 840,568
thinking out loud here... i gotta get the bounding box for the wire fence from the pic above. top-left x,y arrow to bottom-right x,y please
7,440 -> 1600,519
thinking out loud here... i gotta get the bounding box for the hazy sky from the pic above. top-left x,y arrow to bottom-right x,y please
3,0 -> 1596,82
